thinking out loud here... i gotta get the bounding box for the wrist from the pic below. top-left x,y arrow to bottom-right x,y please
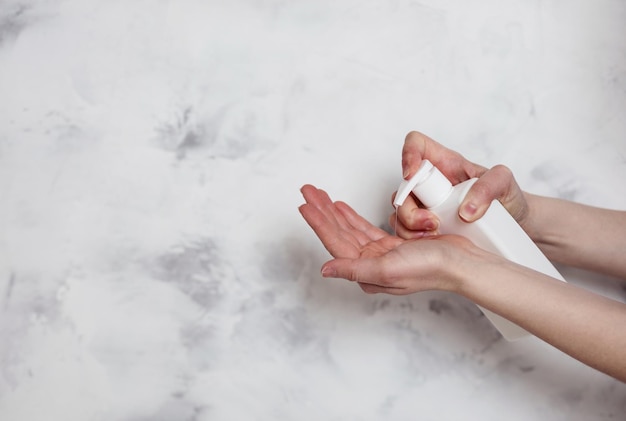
442,239 -> 503,295
519,192 -> 545,243
519,193 -> 566,258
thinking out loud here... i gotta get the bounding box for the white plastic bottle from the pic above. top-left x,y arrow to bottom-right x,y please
393,160 -> 566,341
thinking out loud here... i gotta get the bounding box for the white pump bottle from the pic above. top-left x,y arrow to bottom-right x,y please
393,160 -> 566,341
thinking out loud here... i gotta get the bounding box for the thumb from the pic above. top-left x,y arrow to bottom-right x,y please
321,257 -> 384,284
459,165 -> 512,222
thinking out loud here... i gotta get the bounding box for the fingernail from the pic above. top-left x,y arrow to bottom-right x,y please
424,218 -> 439,231
403,168 -> 410,179
459,202 -> 477,221
321,266 -> 336,278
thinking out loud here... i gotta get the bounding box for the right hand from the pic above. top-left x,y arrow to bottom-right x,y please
391,131 -> 531,239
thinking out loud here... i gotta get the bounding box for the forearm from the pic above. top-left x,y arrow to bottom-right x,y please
453,251 -> 626,382
522,194 -> 626,279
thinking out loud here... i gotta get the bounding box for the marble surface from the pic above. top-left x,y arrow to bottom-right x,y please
1,1 -> 626,419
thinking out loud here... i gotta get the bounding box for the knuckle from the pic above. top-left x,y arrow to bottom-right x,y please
404,130 -> 421,142
470,180 -> 494,200
404,131 -> 428,149
491,164 -> 513,178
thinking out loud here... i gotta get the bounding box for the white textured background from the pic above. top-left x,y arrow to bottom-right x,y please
1,1 -> 625,420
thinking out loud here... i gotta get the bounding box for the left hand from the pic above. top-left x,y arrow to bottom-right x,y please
299,184 -> 474,294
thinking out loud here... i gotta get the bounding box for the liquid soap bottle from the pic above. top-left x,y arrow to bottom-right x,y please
393,160 -> 566,341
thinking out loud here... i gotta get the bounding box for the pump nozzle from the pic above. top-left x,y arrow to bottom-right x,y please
393,160 -> 435,207
392,160 -> 453,209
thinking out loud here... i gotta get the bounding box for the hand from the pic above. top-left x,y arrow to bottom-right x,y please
392,131 -> 531,238
299,184 -> 476,294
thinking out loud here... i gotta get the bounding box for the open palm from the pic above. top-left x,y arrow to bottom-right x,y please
299,184 -> 403,260
298,184 -> 471,294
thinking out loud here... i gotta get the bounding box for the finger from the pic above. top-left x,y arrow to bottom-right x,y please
298,185 -> 359,257
393,194 -> 439,233
300,185 -> 356,234
401,131 -> 429,179
389,212 -> 437,239
458,165 -> 514,222
300,185 -> 335,232
300,185 -> 348,236
401,131 -> 487,184
401,131 -> 459,179
300,184 -> 338,221
321,258 -> 412,295
335,201 -> 389,242
321,256 -> 397,285
299,202 -> 361,259
300,185 -> 372,257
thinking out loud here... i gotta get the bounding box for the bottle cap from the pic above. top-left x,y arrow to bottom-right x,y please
393,160 -> 453,208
